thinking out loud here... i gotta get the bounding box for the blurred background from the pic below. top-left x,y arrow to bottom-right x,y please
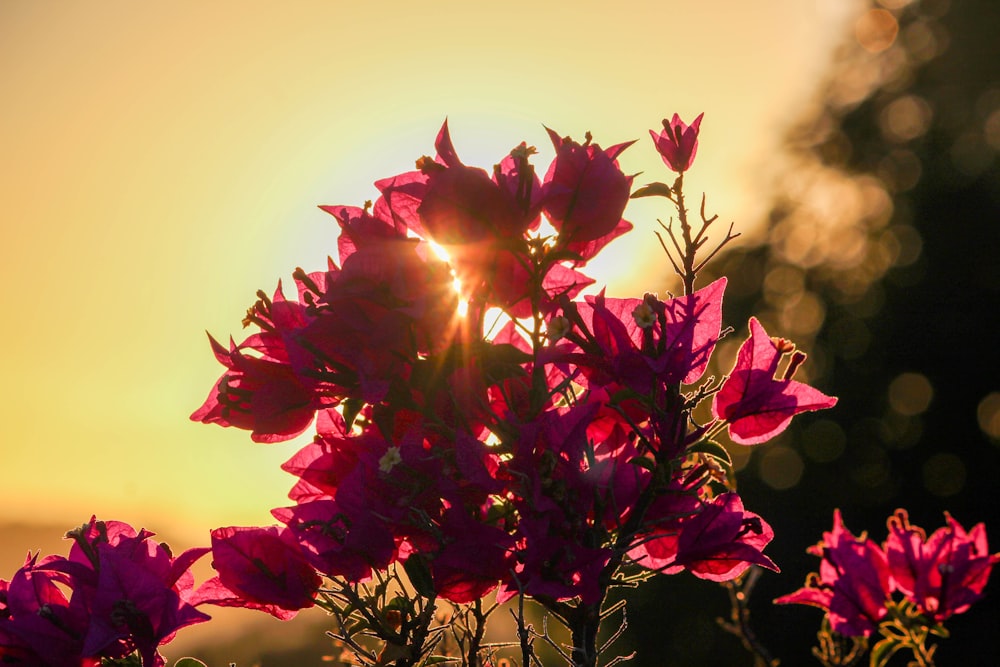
2,0 -> 998,664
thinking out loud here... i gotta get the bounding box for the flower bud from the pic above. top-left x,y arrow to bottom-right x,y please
546,315 -> 572,342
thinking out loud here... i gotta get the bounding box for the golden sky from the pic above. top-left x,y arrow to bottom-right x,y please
0,0 -> 860,547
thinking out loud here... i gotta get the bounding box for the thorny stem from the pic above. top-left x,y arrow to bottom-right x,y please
466,598 -> 489,667
396,591 -> 439,667
673,173 -> 698,295
657,174 -> 740,296
511,585 -> 540,667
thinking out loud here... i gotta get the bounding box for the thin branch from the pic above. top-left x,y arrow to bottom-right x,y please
603,652 -> 637,667
534,614 -> 575,666
598,603 -> 629,656
716,567 -> 780,667
694,221 -> 741,273
654,229 -> 684,278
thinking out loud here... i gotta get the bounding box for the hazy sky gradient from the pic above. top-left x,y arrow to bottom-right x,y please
0,0 -> 860,546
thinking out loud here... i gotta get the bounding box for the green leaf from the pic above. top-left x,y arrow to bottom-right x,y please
607,386 -> 651,409
479,342 -> 532,377
629,455 -> 656,472
687,439 -> 732,465
174,659 -> 208,667
385,595 -> 412,612
928,622 -> 950,638
869,637 -> 903,667
630,182 -> 674,199
342,397 -> 364,430
102,657 -> 143,667
402,553 -> 436,598
544,248 -> 586,264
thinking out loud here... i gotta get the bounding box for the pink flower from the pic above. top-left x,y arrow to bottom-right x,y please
0,558 -> 93,667
558,278 -> 726,396
884,509 -> 1000,621
0,518 -> 211,667
430,506 -> 515,604
712,317 -> 837,445
637,493 -> 777,582
81,545 -> 210,666
272,500 -> 396,583
498,515 -> 612,605
542,128 -> 634,245
190,334 -> 322,443
194,526 -> 320,620
776,510 -> 893,637
649,113 -> 703,172
415,122 -> 526,244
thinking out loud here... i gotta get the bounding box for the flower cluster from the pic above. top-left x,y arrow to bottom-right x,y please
188,115 -> 838,665
778,509 -> 1000,634
0,518 -> 211,667
3,114 -> 995,667
777,509 -> 999,665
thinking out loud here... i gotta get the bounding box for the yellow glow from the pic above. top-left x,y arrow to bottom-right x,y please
425,240 -> 468,316
427,240 -> 451,262
0,0 -> 865,554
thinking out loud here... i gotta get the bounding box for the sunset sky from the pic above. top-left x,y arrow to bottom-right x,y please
1,0 -> 861,548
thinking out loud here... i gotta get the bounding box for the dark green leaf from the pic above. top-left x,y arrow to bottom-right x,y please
544,249 -> 586,264
629,456 -> 656,472
402,553 -> 436,598
479,342 -> 532,370
630,182 -> 674,199
342,397 -> 364,430
385,595 -> 412,612
687,439 -> 732,465
869,637 -> 903,667
174,660 -> 208,667
929,622 -> 950,638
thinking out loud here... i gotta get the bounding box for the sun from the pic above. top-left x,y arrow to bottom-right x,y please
426,239 -> 469,317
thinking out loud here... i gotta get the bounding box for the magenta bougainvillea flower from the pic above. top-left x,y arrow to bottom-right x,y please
429,506 -> 516,604
884,509 -> 1000,621
498,515 -> 613,605
556,277 -> 726,396
636,492 -> 777,582
542,128 -> 634,246
0,559 -> 93,667
776,510 -> 894,637
186,117 -> 847,663
649,276 -> 727,385
190,334 -> 322,443
416,122 -> 528,244
194,526 -> 320,621
712,317 -> 837,445
272,499 -> 396,583
0,517 -> 211,667
649,112 -> 704,173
